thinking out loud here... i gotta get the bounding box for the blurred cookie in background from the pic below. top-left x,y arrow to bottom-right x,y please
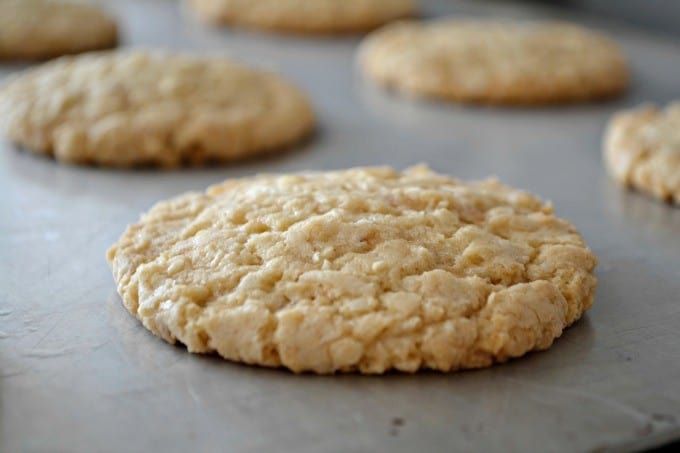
604,102 -> 680,204
0,51 -> 315,167
359,19 -> 629,105
188,0 -> 415,34
0,0 -> 118,61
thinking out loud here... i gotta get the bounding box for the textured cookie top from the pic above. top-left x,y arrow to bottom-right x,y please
604,102 -> 680,204
0,51 -> 314,167
0,0 -> 118,60
359,20 -> 628,105
107,166 -> 597,374
189,0 -> 415,33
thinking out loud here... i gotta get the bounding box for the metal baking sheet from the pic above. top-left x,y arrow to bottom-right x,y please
2,1 -> 679,452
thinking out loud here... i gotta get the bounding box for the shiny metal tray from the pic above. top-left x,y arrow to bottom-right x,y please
2,1 -> 679,452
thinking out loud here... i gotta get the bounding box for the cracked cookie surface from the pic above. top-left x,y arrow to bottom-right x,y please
107,166 -> 597,374
359,19 -> 628,105
0,0 -> 118,60
604,102 -> 680,204
0,51 -> 314,167
188,0 -> 415,34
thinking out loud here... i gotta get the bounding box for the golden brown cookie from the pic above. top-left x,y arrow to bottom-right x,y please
0,0 -> 118,60
107,166 -> 597,374
0,51 -> 314,167
604,102 -> 680,204
359,19 -> 629,105
188,0 -> 415,34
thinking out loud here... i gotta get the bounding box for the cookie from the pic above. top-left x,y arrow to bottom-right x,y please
359,19 -> 629,105
0,51 -> 314,167
107,166 -> 597,374
604,102 -> 680,204
0,0 -> 118,60
188,0 -> 415,34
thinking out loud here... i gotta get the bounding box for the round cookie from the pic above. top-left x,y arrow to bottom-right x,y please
359,19 -> 629,105
604,102 -> 680,204
188,0 -> 415,34
107,166 -> 598,374
0,0 -> 118,60
0,51 -> 314,167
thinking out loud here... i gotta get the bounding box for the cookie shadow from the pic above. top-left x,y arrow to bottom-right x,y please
601,177 -> 680,248
355,73 -> 635,142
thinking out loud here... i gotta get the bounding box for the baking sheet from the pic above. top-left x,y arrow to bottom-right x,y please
1,1 -> 679,452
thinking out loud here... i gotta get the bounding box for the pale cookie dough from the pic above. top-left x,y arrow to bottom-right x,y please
107,166 -> 598,374
359,19 -> 629,105
604,102 -> 680,204
0,0 -> 118,60
0,51 -> 314,167
188,0 -> 415,34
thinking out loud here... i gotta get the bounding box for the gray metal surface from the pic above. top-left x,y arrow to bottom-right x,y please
1,1 -> 679,452
566,0 -> 680,37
